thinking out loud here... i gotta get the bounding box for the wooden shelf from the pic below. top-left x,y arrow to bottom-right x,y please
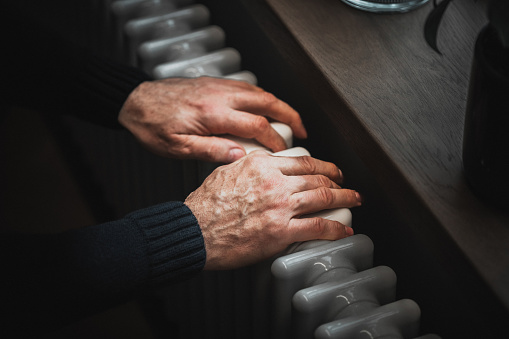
241,0 -> 509,315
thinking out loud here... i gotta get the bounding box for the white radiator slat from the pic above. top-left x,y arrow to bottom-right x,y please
124,5 -> 210,65
224,122 -> 294,154
110,0 -> 195,62
152,47 -> 242,79
271,235 -> 374,338
292,266 -> 397,339
138,26 -> 226,74
314,299 -> 421,339
223,70 -> 258,85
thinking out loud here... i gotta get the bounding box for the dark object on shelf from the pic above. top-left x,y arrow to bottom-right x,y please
463,24 -> 509,206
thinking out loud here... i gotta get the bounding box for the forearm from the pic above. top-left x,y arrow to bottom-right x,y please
1,201 -> 205,337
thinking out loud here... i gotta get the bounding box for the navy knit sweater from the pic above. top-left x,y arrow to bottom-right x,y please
1,3 -> 206,337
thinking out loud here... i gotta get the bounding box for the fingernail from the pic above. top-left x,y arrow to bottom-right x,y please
228,148 -> 245,162
337,168 -> 344,184
346,226 -> 354,236
301,126 -> 308,139
355,192 -> 363,204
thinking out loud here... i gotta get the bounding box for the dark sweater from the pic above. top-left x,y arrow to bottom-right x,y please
1,3 -> 206,337
3,2 -> 150,128
1,202 -> 206,336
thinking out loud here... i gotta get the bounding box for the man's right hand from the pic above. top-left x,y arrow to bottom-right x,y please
184,151 -> 362,271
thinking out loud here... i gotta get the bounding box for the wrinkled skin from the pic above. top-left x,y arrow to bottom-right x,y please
119,77 -> 307,163
185,152 -> 362,270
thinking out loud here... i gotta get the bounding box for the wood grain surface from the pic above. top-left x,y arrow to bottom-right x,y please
251,0 -> 509,310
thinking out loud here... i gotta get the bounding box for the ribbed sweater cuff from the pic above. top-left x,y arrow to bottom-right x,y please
125,201 -> 206,286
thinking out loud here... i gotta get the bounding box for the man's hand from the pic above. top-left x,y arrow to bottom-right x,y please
184,152 -> 362,270
118,77 -> 307,163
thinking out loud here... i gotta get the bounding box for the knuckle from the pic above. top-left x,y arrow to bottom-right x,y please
266,212 -> 285,231
330,223 -> 345,240
242,151 -> 269,170
244,152 -> 260,164
316,187 -> 335,205
176,144 -> 193,157
297,156 -> 317,174
251,115 -> 271,133
316,175 -> 332,188
309,217 -> 326,236
343,189 -> 359,205
247,150 -> 270,161
259,91 -> 278,106
165,135 -> 192,157
203,143 -> 222,160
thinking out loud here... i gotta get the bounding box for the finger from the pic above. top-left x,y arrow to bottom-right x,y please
251,121 -> 288,153
207,110 -> 289,152
291,187 -> 361,215
288,217 -> 354,243
213,76 -> 264,92
230,90 -> 307,139
287,175 -> 342,192
274,156 -> 343,184
173,134 -> 246,163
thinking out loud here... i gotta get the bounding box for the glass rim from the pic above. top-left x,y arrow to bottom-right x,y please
340,0 -> 430,13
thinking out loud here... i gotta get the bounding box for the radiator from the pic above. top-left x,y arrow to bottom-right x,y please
44,1 -> 441,337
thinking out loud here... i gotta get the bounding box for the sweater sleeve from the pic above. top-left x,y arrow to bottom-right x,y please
1,201 -> 206,337
2,3 -> 152,129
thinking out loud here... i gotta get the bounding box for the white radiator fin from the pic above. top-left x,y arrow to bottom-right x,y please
137,25 -> 226,74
